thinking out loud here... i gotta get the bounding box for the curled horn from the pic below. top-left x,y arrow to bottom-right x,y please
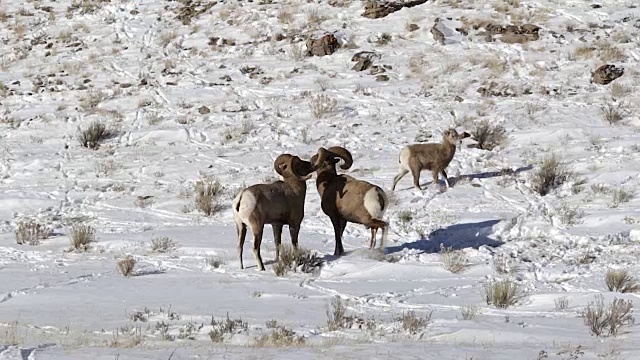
312,147 -> 329,168
327,146 -> 353,170
274,154 -> 293,176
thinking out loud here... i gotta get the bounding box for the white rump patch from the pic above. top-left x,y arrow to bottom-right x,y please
363,188 -> 384,219
234,190 -> 257,224
399,147 -> 411,170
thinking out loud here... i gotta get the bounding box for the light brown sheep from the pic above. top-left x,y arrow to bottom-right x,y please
392,129 -> 470,191
233,154 -> 314,271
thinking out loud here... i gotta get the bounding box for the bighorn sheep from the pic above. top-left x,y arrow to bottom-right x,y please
233,154 -> 315,271
311,146 -> 388,256
392,129 -> 470,191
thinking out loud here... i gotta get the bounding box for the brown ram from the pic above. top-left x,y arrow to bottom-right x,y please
233,154 -> 314,270
311,146 -> 388,256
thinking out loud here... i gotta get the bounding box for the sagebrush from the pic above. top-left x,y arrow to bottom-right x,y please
77,121 -> 115,149
582,295 -> 634,336
530,154 -> 572,196
69,224 -> 95,251
471,120 -> 507,151
605,270 -> 640,293
194,178 -> 224,216
15,220 -> 52,245
117,256 -> 136,277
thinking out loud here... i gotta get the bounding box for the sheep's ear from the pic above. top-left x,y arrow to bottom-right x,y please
460,132 -> 471,139
279,163 -> 288,172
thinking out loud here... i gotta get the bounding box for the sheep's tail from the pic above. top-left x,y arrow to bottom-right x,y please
376,187 -> 387,217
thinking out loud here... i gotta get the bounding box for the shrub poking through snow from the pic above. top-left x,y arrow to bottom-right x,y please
398,310 -> 432,334
117,256 -> 136,277
471,120 -> 507,150
273,244 -> 323,276
582,295 -> 634,336
439,244 -> 468,274
554,296 -> 570,310
151,237 -> 177,253
600,102 -> 627,125
483,278 -> 526,309
611,188 -> 634,208
69,224 -> 95,251
207,257 -> 224,269
77,121 -> 115,150
530,154 -> 573,196
492,255 -> 517,274
194,178 -> 224,216
459,305 -> 479,320
14,220 -> 52,245
309,94 -> 337,118
326,297 -> 349,331
254,325 -> 305,347
605,269 -> 640,293
209,313 -> 248,343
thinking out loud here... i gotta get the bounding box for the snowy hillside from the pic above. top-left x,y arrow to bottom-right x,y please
1,0 -> 640,358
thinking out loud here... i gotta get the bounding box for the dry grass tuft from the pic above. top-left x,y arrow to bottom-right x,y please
600,102 -> 628,125
398,310 -> 432,334
273,244 -> 323,276
69,224 -> 95,251
254,325 -> 305,347
554,296 -> 569,310
151,237 -> 178,253
605,270 -> 640,293
483,278 -> 526,308
326,297 -> 349,331
79,90 -> 108,110
277,9 -> 294,24
194,178 -> 224,216
459,305 -> 479,320
209,313 -> 248,343
309,94 -> 337,119
573,45 -> 595,59
77,121 -> 116,150
530,154 -> 573,196
439,244 -> 468,273
117,256 -> 136,277
471,120 -> 507,151
15,220 -> 52,245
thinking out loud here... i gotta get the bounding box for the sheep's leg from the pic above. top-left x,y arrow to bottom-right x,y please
441,169 -> 450,188
289,224 -> 300,250
392,169 -> 409,191
368,219 -> 388,252
237,222 -> 247,270
370,227 -> 379,249
272,223 -> 283,261
432,169 -> 440,188
330,217 -> 345,256
251,225 -> 266,271
409,162 -> 422,190
339,219 -> 347,255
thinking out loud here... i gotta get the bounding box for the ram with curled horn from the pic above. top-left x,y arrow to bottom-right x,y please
232,154 -> 315,271
310,146 -> 389,256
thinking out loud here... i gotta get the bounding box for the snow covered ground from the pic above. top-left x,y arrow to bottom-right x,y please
1,0 -> 640,358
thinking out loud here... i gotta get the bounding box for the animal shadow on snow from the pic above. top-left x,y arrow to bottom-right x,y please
385,219 -> 504,255
455,164 -> 533,184
400,164 -> 532,190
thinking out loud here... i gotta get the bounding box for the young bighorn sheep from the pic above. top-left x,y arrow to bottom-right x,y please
233,154 -> 315,271
311,146 -> 388,256
392,128 -> 470,191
